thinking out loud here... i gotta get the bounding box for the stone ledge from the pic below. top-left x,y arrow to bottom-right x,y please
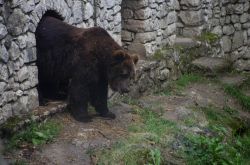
0,101 -> 67,137
191,57 -> 231,75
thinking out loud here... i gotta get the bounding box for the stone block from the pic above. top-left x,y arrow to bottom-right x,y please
240,13 -> 249,23
234,23 -> 241,31
125,0 -> 148,10
23,47 -> 37,63
222,25 -> 235,35
135,32 -> 157,43
134,7 -> 152,20
242,23 -> 250,29
83,2 -> 94,20
182,27 -> 202,37
234,4 -> 244,14
0,24 -> 7,40
20,0 -> 35,13
7,9 -> 29,36
27,65 -> 38,88
232,31 -> 244,50
0,63 -> 8,82
0,104 -> 12,124
180,0 -> 201,7
12,96 -> 28,115
9,42 -> 21,61
0,45 -> 9,63
0,82 -> 7,95
221,36 -> 232,53
17,66 -> 29,82
127,43 -> 147,59
72,0 -> 83,24
27,88 -> 39,110
234,59 -> 250,71
166,11 -> 177,25
123,19 -> 155,32
231,15 -> 239,23
211,26 -> 222,36
179,10 -> 203,26
122,9 -> 133,19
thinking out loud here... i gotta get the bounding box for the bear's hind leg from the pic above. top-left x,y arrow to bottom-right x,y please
68,80 -> 92,122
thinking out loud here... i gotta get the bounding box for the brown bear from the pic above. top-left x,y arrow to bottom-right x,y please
35,16 -> 138,122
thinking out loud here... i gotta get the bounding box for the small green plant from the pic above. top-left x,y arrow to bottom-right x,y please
148,148 -> 162,165
152,49 -> 166,61
7,120 -> 61,150
224,85 -> 250,110
152,45 -> 183,61
197,32 -> 219,44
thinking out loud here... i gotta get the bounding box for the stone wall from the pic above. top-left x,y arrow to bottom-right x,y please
0,0 -> 125,124
0,0 -> 177,124
0,0 -> 95,124
121,0 -> 178,58
176,0 -> 250,71
208,0 -> 250,71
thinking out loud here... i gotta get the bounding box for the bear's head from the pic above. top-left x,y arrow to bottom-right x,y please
108,50 -> 139,93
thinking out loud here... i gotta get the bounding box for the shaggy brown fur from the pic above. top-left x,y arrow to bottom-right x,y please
35,16 -> 138,122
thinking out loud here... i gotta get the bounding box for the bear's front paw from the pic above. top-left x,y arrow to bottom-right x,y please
100,112 -> 116,119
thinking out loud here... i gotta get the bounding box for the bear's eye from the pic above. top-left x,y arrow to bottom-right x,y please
120,73 -> 129,78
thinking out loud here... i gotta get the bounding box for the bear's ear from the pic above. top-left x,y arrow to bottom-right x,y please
113,50 -> 126,62
131,54 -> 139,65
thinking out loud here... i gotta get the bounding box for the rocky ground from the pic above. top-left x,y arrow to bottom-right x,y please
1,73 -> 250,165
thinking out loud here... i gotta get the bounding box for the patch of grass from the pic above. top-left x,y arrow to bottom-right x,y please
197,32 -> 219,44
135,108 -> 177,136
223,106 -> 239,115
157,73 -> 205,96
154,84 -> 175,96
120,95 -> 140,106
241,76 -> 250,91
94,107 -> 176,164
175,73 -> 204,89
95,135 -> 157,164
182,126 -> 250,165
183,133 -> 242,165
196,106 -> 245,136
234,131 -> 250,164
11,160 -> 28,165
224,85 -> 250,110
6,119 -> 61,150
181,104 -> 250,164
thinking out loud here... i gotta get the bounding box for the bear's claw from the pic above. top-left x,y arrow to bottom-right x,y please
99,112 -> 116,119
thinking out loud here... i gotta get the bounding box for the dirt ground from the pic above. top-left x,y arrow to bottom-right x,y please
2,77 -> 250,165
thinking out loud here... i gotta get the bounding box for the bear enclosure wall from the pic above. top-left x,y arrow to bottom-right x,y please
0,0 -> 175,124
176,0 -> 250,71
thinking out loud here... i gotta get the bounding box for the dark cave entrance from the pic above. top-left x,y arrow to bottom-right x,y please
35,10 -> 68,105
